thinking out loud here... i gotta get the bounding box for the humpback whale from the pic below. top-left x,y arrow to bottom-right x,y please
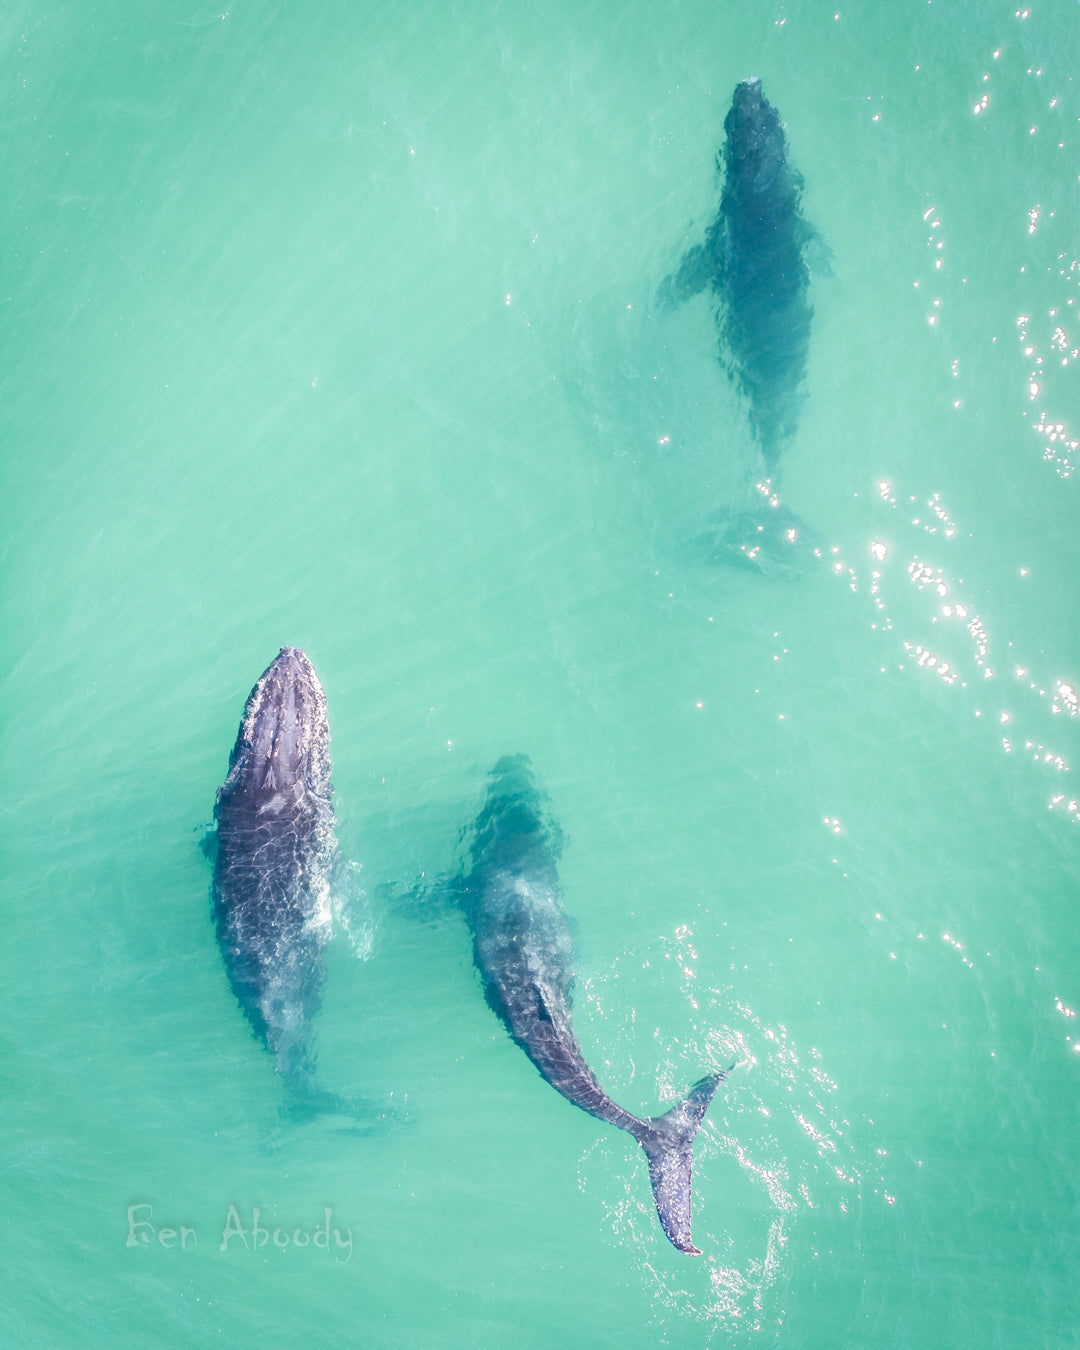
665,78 -> 817,471
211,647 -> 338,1097
459,755 -> 725,1254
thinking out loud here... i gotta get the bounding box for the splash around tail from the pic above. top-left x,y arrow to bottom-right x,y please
631,1074 -> 727,1255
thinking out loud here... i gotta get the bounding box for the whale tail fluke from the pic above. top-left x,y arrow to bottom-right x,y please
279,1076 -> 398,1134
696,494 -> 814,578
635,1074 -> 725,1256
278,1069 -> 396,1134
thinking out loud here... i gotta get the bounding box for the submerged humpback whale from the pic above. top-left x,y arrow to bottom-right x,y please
665,78 -> 817,471
459,755 -> 725,1255
211,647 -> 338,1097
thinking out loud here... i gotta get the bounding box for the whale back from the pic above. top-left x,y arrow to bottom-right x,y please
212,647 -> 337,1084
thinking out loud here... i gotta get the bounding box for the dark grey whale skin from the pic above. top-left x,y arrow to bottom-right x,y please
211,647 -> 337,1091
459,755 -> 726,1255
666,78 -> 815,471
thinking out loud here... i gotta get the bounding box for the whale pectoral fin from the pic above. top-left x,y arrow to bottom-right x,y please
534,984 -> 559,1025
659,244 -> 712,308
199,823 -> 219,864
637,1073 -> 726,1255
798,220 -> 834,278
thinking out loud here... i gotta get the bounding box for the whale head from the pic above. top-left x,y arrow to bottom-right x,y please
219,646 -> 332,816
724,77 -> 786,195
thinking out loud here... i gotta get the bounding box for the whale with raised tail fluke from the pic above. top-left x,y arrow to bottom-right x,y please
458,754 -> 727,1254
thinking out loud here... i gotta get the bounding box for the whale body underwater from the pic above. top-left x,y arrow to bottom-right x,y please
459,754 -> 726,1255
211,647 -> 338,1096
666,77 -> 818,472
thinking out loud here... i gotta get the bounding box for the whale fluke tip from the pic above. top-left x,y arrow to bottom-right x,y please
636,1074 -> 725,1255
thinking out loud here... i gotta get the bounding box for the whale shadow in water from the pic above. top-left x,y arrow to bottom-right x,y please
210,647 -> 376,1125
663,78 -> 822,478
457,754 -> 728,1254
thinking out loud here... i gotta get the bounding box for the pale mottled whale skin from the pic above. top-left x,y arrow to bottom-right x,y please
667,78 -> 816,470
212,647 -> 336,1090
459,754 -> 725,1255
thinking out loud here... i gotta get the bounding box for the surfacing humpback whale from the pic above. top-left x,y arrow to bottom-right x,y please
459,754 -> 726,1254
666,77 -> 817,472
211,647 -> 342,1108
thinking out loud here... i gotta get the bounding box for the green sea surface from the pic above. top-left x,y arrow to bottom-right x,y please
3,1 -> 1079,1346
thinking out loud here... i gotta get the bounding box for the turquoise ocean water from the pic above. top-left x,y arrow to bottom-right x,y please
3,1 -> 1079,1345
